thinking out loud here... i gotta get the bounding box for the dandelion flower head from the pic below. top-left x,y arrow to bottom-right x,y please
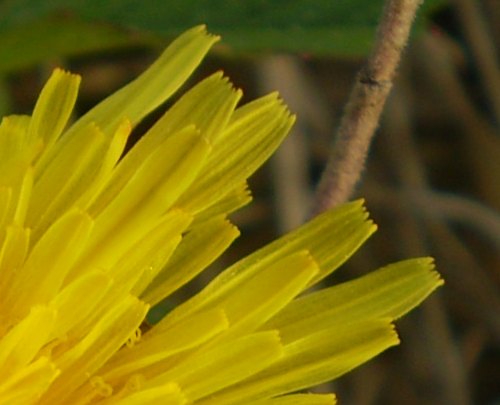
0,26 -> 443,404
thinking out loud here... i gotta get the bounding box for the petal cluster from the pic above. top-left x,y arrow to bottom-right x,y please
0,26 -> 442,404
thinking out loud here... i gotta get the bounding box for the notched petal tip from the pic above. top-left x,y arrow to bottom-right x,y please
222,218 -> 241,238
411,256 -> 444,287
388,323 -> 401,345
271,329 -> 284,348
434,272 -> 445,287
351,198 -> 367,207
266,91 -> 281,101
192,24 -> 221,42
52,67 -> 82,82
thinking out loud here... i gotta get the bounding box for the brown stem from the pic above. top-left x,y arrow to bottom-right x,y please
312,0 -> 423,214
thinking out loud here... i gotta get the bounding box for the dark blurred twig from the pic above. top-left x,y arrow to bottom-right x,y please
381,85 -> 471,405
369,188 -> 500,250
367,183 -> 500,340
256,55 -> 315,232
453,0 -> 500,125
414,31 -> 500,210
313,0 -> 423,214
409,191 -> 500,250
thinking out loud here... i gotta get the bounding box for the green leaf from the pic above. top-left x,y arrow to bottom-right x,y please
0,0 -> 446,73
0,17 -> 156,73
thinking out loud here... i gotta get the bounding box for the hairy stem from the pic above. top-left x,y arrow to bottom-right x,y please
312,0 -> 423,214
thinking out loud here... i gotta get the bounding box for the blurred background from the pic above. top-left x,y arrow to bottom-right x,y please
1,0 -> 499,404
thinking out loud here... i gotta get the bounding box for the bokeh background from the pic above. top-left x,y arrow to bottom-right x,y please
1,1 -> 499,404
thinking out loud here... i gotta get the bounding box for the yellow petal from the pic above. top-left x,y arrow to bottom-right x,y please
67,25 -> 219,136
147,331 -> 284,402
266,258 -> 443,343
127,211 -> 193,296
7,209 -> 93,315
41,296 -> 148,404
0,117 -> 35,228
0,115 -> 36,177
30,120 -> 131,241
198,321 -> 398,405
49,271 -> 113,338
142,215 -> 239,306
117,72 -> 240,188
28,68 -> 80,152
75,119 -> 131,210
0,225 -> 30,305
0,187 -> 12,231
0,306 -> 56,378
28,123 -> 104,240
0,116 -> 23,165
0,357 -> 59,405
12,166 -> 33,226
102,309 -> 229,385
164,200 -> 375,327
176,94 -> 295,214
157,72 -> 241,144
33,25 -> 218,181
205,251 -> 319,341
106,209 -> 191,292
79,127 -> 210,272
189,182 -> 252,227
113,383 -> 186,405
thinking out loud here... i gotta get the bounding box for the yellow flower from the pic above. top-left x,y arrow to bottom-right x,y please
0,26 -> 442,404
